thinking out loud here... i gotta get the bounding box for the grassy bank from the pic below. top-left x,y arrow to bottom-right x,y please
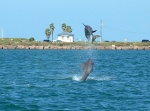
0,38 -> 150,47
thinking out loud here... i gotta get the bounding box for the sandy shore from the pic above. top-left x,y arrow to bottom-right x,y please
0,45 -> 150,50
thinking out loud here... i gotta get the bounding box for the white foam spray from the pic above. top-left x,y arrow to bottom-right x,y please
72,75 -> 81,81
72,75 -> 112,81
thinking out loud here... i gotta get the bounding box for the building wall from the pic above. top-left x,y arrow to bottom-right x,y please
57,35 -> 74,42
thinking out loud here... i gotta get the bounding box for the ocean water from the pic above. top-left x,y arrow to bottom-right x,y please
0,50 -> 150,111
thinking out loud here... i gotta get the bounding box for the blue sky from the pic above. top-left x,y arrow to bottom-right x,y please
0,0 -> 150,42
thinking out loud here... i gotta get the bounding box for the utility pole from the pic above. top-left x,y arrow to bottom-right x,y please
0,27 -> 4,38
2,28 -> 4,38
100,20 -> 103,43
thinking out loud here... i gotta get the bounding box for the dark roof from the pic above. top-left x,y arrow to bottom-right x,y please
58,32 -> 74,36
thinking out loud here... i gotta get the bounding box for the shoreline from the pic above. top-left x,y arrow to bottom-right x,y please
0,45 -> 150,50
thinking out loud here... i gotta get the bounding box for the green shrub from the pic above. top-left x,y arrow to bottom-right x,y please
29,37 -> 35,41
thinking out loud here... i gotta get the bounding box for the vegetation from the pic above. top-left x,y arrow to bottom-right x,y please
44,22 -> 72,41
45,28 -> 51,40
44,23 -> 55,41
61,23 -> 72,33
0,38 -> 150,47
50,23 -> 55,41
66,26 -> 72,33
61,23 -> 67,32
29,37 -> 35,41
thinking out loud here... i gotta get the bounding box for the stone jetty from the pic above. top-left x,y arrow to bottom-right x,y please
0,45 -> 150,50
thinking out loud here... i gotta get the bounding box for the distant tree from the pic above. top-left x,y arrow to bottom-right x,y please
66,26 -> 72,33
61,23 -> 72,33
45,28 -> 51,40
29,37 -> 35,41
50,23 -> 55,42
62,23 -> 66,32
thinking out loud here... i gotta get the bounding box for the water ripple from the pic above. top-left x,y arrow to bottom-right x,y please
0,50 -> 150,110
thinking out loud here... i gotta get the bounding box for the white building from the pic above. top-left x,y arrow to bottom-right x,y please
57,32 -> 74,42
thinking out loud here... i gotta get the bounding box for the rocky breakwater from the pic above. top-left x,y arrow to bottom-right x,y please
0,45 -> 150,50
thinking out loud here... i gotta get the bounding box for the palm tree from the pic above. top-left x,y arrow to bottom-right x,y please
66,26 -> 72,33
45,28 -> 51,40
50,23 -> 55,42
62,23 -> 66,32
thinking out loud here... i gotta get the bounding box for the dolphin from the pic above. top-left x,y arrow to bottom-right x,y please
82,23 -> 97,41
92,35 -> 101,43
80,59 -> 94,81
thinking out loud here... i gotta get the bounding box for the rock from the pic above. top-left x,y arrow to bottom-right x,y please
29,46 -> 35,49
7,46 -> 17,49
35,46 -> 44,49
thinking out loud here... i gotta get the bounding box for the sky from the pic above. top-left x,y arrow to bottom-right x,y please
0,0 -> 150,42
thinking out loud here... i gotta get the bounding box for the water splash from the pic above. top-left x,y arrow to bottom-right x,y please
72,75 -> 81,81
72,75 -> 112,81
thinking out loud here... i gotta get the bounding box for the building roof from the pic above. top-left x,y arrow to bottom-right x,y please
58,32 -> 74,36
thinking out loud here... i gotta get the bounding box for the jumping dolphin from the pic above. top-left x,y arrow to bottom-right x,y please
92,35 -> 101,43
82,23 -> 97,41
80,59 -> 94,81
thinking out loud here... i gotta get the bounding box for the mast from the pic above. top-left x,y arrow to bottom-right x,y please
100,20 -> 103,43
0,27 -> 4,38
2,28 -> 3,38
